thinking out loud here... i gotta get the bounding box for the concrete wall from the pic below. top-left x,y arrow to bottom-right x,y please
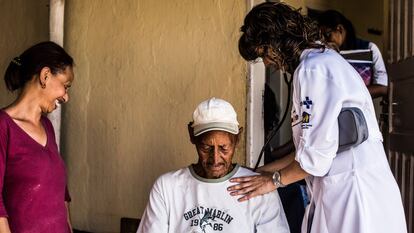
63,1 -> 246,232
0,0 -> 49,107
332,0 -> 385,51
298,0 -> 386,51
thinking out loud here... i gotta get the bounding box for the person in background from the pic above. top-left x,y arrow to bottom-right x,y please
0,41 -> 74,233
228,3 -> 407,233
317,10 -> 388,98
317,9 -> 390,160
137,97 -> 289,233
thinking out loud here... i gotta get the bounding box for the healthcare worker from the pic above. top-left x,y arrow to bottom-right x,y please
227,3 -> 407,233
317,10 -> 388,98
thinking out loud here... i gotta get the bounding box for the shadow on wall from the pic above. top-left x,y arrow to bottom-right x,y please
73,230 -> 92,233
73,217 -> 140,233
120,217 -> 141,233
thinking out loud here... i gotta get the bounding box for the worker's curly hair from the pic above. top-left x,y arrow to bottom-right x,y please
239,2 -> 325,73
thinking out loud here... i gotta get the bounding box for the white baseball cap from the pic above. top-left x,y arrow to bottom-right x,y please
191,97 -> 239,136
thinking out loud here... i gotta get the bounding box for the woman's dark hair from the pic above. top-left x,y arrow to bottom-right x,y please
4,41 -> 74,91
317,10 -> 357,50
239,2 -> 324,73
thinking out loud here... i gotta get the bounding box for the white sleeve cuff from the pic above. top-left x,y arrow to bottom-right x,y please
295,137 -> 336,177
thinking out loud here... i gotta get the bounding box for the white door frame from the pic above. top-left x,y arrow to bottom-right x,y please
48,0 -> 65,150
246,61 -> 266,167
245,0 -> 267,167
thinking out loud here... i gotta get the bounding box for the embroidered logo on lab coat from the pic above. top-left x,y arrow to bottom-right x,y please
301,112 -> 312,129
300,97 -> 313,109
302,112 -> 310,123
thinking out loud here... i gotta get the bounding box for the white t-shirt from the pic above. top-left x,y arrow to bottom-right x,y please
368,42 -> 388,86
137,164 -> 290,233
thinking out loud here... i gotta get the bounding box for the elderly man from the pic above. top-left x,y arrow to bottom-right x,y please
137,97 -> 289,233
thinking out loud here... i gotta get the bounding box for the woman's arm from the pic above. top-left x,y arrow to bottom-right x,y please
0,217 -> 11,233
65,202 -> 73,233
228,160 -> 309,202
367,84 -> 387,98
369,42 -> 388,95
0,125 -> 10,233
256,152 -> 295,173
279,160 -> 309,186
269,139 -> 295,159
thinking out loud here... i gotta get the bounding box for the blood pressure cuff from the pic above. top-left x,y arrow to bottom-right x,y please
337,107 -> 369,153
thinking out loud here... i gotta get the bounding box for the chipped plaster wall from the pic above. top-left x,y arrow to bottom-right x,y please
63,1 -> 246,232
304,0 -> 386,51
337,0 -> 385,52
0,0 -> 49,106
285,0 -> 386,51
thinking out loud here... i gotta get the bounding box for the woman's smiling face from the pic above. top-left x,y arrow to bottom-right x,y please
41,66 -> 74,113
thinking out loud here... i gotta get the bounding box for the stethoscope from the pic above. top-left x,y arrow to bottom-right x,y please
253,72 -> 293,171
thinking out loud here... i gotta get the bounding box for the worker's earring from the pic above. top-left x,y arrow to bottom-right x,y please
40,77 -> 46,89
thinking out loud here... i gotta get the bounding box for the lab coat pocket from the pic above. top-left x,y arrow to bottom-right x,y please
318,171 -> 364,233
320,171 -> 356,212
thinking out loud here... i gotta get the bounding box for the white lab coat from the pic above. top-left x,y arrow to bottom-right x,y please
291,48 -> 407,233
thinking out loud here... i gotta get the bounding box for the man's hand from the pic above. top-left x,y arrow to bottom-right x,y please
227,172 -> 277,202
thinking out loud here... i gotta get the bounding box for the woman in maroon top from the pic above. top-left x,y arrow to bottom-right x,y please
0,42 -> 74,233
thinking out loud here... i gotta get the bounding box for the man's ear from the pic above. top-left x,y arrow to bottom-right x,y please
235,127 -> 244,145
188,122 -> 196,144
